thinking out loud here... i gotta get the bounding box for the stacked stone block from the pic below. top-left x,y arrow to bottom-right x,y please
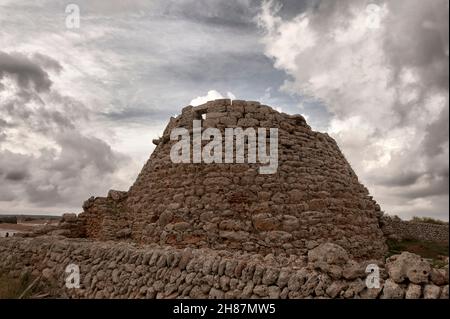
0,237 -> 447,299
78,99 -> 387,260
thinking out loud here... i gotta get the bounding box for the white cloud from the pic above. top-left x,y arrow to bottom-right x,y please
257,0 -> 449,220
227,91 -> 236,100
190,89 -> 236,106
0,0 -> 265,215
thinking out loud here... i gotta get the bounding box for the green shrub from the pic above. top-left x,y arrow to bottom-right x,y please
410,216 -> 448,225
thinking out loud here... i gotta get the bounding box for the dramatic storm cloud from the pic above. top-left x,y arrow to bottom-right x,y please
0,0 -> 448,220
1,0 -> 289,215
257,0 -> 449,219
0,51 -> 132,213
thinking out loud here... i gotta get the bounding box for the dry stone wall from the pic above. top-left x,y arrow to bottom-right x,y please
381,216 -> 449,243
0,237 -> 447,299
78,99 -> 387,260
79,190 -> 130,240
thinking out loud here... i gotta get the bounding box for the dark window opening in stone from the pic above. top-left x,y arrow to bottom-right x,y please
194,110 -> 207,121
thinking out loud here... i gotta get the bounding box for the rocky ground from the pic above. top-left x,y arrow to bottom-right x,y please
0,237 -> 448,299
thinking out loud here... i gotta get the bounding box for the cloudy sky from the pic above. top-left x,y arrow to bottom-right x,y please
0,0 -> 448,220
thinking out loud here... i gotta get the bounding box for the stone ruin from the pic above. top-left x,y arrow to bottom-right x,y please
75,99 -> 387,260
2,99 -> 448,299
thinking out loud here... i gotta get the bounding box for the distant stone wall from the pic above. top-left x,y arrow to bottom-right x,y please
381,216 -> 449,243
0,237 -> 447,299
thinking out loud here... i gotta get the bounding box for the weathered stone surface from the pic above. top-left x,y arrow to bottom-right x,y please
277,268 -> 291,288
287,271 -> 304,292
108,190 -> 127,201
359,283 -> 383,299
381,279 -> 405,299
343,278 -> 365,298
405,283 -> 422,299
268,285 -> 281,299
3,102 -> 447,300
308,243 -> 349,266
67,99 -> 387,260
116,228 -> 131,239
326,281 -> 347,298
381,215 -> 449,243
440,285 -> 449,299
0,237 -> 448,299
386,252 -> 431,284
342,260 -> 364,280
253,285 -> 268,297
262,267 -> 279,285
61,213 -> 77,223
209,288 -> 224,299
430,268 -> 448,286
423,284 -> 441,299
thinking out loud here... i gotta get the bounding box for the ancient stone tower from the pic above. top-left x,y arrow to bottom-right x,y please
79,99 -> 387,260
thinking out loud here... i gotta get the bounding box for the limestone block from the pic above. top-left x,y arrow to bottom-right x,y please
386,252 -> 431,284
381,279 -> 405,299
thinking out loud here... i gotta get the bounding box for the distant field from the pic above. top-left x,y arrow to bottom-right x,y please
0,223 -> 34,231
0,216 -> 60,237
0,214 -> 61,224
387,238 -> 449,267
0,215 -> 61,221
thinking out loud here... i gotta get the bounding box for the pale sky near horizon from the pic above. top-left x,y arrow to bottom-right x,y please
0,0 -> 448,220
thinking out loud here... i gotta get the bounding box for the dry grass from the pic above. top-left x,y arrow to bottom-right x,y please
387,238 -> 449,267
0,273 -> 35,299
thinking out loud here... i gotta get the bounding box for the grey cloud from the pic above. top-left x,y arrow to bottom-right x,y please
0,48 -> 132,209
385,0 -> 449,91
32,53 -> 63,74
21,0 -> 258,25
51,132 -> 121,176
5,170 -> 29,181
0,51 -> 52,92
162,0 -> 258,29
0,118 -> 16,128
368,107 -> 448,196
90,5 -> 293,120
374,171 -> 422,188
383,1 -> 449,128
2,0 -> 445,220
0,151 -> 33,183
0,185 -> 16,202
0,132 -> 129,206
257,0 -> 449,219
275,0 -> 311,19
162,52 -> 278,83
102,105 -> 173,123
302,0 -> 357,33
1,89 -> 91,135
370,163 -> 449,198
1,0 -> 289,214
396,174 -> 449,199
423,105 -> 449,157
2,99 -> 75,133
